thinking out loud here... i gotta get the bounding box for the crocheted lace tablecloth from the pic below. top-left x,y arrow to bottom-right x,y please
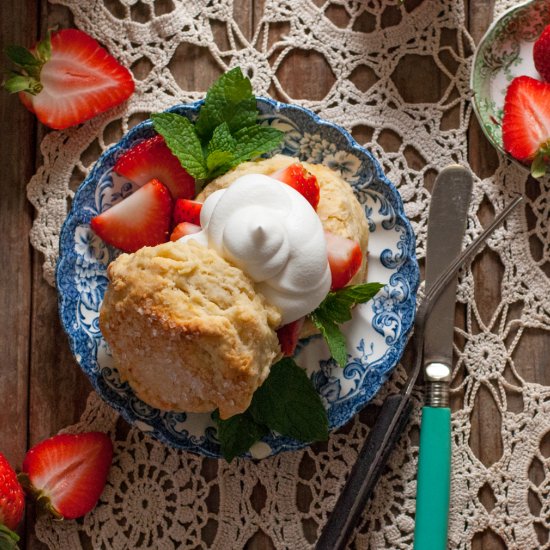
28,0 -> 550,548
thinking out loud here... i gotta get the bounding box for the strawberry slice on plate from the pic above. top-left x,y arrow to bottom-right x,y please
20,432 -> 113,520
113,135 -> 195,200
173,198 -> 202,225
170,222 -> 201,241
271,163 -> 320,209
91,178 -> 172,252
325,231 -> 362,290
502,75 -> 550,177
4,29 -> 134,130
276,317 -> 305,357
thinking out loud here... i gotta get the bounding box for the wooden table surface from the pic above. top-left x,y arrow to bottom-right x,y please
1,1 -> 546,548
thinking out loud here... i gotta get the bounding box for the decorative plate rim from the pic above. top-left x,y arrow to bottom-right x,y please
57,97 -> 419,458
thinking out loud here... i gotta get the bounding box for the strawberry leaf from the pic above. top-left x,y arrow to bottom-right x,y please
531,153 -> 548,179
152,113 -> 208,180
5,45 -> 39,68
3,73 -> 42,95
0,524 -> 20,550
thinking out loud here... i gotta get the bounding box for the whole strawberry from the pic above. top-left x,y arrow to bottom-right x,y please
4,29 -> 134,129
0,452 -> 24,549
534,23 -> 550,82
21,432 -> 113,520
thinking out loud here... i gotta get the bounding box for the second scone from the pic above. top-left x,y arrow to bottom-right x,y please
100,239 -> 282,419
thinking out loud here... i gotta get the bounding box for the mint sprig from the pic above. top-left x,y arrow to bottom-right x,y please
214,358 -> 328,462
152,67 -> 284,186
309,282 -> 384,368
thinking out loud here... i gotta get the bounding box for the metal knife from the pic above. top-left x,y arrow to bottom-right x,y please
314,193 -> 521,550
413,165 -> 473,550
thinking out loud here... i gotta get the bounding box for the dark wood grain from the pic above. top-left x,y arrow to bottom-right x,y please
1,1 -> 547,549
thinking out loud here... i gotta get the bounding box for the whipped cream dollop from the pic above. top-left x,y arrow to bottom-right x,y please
181,174 -> 331,325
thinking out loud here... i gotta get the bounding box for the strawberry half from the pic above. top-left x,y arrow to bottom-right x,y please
173,198 -> 202,226
325,231 -> 362,290
276,317 -> 305,357
113,135 -> 195,200
91,178 -> 173,252
534,24 -> 550,82
20,432 -> 113,520
502,76 -> 550,177
271,163 -> 320,209
170,222 -> 201,241
0,452 -> 24,535
4,29 -> 134,130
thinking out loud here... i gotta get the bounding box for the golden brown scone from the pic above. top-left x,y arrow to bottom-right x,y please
197,154 -> 369,283
100,240 -> 282,419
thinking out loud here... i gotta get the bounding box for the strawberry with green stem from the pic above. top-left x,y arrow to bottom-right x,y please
4,29 -> 134,130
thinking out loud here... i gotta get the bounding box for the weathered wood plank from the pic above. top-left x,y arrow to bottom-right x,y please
0,2 -> 39,548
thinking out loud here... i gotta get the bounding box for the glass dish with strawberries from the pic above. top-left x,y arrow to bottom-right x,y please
471,0 -> 550,177
57,69 -> 419,460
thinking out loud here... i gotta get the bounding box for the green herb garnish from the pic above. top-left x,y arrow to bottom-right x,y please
309,282 -> 384,367
214,358 -> 329,462
152,67 -> 284,187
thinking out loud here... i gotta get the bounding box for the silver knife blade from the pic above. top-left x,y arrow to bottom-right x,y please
423,165 -> 472,382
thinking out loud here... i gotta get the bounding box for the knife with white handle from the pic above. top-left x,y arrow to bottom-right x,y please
413,165 -> 473,550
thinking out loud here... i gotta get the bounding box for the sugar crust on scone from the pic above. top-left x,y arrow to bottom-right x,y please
100,240 -> 282,419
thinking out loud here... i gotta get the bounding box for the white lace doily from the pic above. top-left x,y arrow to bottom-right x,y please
29,0 -> 550,548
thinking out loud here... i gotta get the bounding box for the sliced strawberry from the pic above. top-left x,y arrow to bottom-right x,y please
271,163 -> 320,209
113,135 -> 195,200
502,76 -> 550,176
325,231 -> 362,290
5,29 -> 134,129
0,452 -> 24,531
20,432 -> 113,520
534,24 -> 550,82
173,198 -> 202,225
170,222 -> 202,241
276,317 -> 305,357
91,178 -> 172,252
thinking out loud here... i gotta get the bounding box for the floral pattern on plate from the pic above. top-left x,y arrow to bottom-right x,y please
57,98 -> 419,458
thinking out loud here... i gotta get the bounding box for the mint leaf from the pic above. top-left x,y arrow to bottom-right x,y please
309,282 -> 384,367
213,358 -> 329,460
249,358 -> 329,442
207,122 -> 236,155
195,67 -> 257,140
213,410 -> 269,463
152,113 -> 208,180
310,311 -> 348,367
231,125 -> 284,166
206,150 -> 233,173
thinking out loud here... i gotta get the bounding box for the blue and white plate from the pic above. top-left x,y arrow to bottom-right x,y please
57,98 -> 419,458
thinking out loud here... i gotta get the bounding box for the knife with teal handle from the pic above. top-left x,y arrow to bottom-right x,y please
413,165 -> 472,550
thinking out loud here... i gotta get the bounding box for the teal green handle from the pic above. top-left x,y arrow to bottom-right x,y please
413,406 -> 451,550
